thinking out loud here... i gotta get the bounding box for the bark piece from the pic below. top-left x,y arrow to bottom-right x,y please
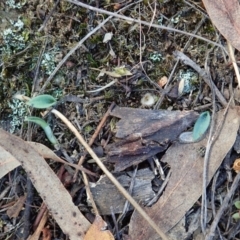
106,106 -> 198,171
90,168 -> 155,215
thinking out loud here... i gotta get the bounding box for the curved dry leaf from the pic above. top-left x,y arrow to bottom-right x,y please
7,194 -> 27,219
202,0 -> 240,51
0,145 -> 20,179
129,107 -> 240,240
84,215 -> 114,240
0,129 -> 90,240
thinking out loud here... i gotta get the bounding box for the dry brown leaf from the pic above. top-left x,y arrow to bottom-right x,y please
0,140 -> 90,179
0,145 -> 21,179
129,107 -> 240,240
7,194 -> 27,219
202,0 -> 240,51
84,215 -> 114,240
0,129 -> 90,240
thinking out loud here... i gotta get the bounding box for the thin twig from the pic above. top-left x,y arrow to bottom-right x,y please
39,1 -> 141,93
73,102 -> 115,181
82,172 -> 99,215
146,170 -> 172,207
201,67 -> 216,234
65,0 -> 225,50
51,108 -> 169,240
227,42 -> 240,87
206,173 -> 240,240
38,0 -> 60,32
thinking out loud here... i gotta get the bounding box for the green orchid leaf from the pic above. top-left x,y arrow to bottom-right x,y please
193,111 -> 211,141
234,201 -> 240,209
26,94 -> 56,109
25,116 -> 58,146
232,212 -> 240,220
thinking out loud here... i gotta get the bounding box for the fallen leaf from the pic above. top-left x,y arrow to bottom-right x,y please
7,194 -> 27,218
0,145 -> 20,179
129,107 -> 240,240
202,0 -> 240,51
84,215 -> 114,240
0,129 -> 90,240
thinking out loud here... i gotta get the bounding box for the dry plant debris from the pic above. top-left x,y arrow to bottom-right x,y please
1,0 -> 240,239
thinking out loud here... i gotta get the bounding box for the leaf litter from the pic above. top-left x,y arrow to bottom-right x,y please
1,0 -> 240,239
129,107 -> 240,240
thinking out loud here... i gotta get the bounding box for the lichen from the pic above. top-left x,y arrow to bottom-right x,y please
7,98 -> 28,133
6,0 -> 26,9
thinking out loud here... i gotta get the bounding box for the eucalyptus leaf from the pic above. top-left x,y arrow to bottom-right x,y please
193,111 -> 211,141
25,116 -> 59,147
26,94 -> 56,109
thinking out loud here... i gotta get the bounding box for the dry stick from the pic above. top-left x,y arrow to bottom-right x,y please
201,95 -> 234,234
206,173 -> 240,240
39,1 -> 141,93
227,42 -> 240,87
173,51 -> 227,107
73,102 -> 115,181
51,109 -> 169,240
200,68 -> 216,234
38,0 -> 60,32
82,172 -> 99,215
210,171 -> 223,238
65,0 -> 225,50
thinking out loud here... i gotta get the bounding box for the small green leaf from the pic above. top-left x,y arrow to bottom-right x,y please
234,201 -> 240,209
25,116 -> 59,146
26,94 -> 56,109
193,111 -> 211,141
232,212 -> 240,220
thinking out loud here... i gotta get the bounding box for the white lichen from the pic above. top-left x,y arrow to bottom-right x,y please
6,0 -> 26,9
41,49 -> 60,75
8,98 -> 28,133
149,52 -> 163,62
1,18 -> 26,54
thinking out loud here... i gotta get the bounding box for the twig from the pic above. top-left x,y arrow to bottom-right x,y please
147,0 -> 157,33
227,42 -> 240,87
65,0 -> 225,50
173,51 -> 227,107
146,170 -> 172,207
38,0 -> 60,32
201,94 -> 233,236
39,1 -> 141,93
201,68 -> 216,234
206,173 -> 240,240
117,166 -> 138,224
82,172 -> 99,215
32,38 -> 48,93
211,170 -> 223,238
73,102 -> 115,181
51,108 -> 169,240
